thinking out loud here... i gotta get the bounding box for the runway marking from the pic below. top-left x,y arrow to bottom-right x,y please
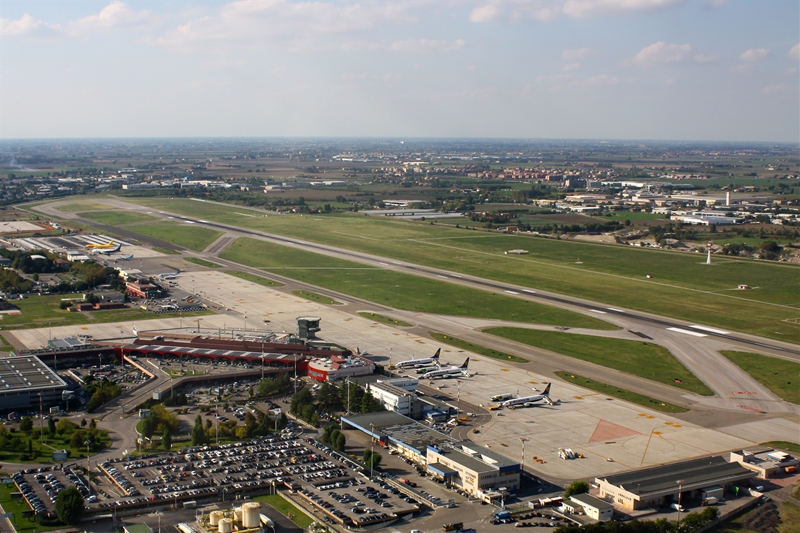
733,391 -> 758,395
451,274 -> 462,278
589,420 -> 641,443
690,325 -> 730,335
505,290 -> 519,295
391,262 -> 402,265
607,308 -> 624,313
667,327 -> 707,337
379,262 -> 389,266
522,289 -> 536,293
590,309 -> 606,314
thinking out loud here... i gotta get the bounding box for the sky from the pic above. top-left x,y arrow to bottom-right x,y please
0,0 -> 798,142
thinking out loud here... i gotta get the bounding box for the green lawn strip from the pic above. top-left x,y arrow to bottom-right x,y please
720,351 -> 800,404
761,441 -> 800,454
430,332 -> 528,363
123,222 -> 223,251
164,369 -> 207,377
0,294 -> 211,331
291,290 -> 340,305
153,246 -> 180,255
357,312 -> 412,327
184,257 -> 222,268
221,238 -> 615,330
486,328 -> 714,395
78,210 -> 157,226
124,197 -> 800,341
556,372 -> 689,413
253,494 -> 314,529
55,201 -> 117,212
0,483 -> 65,533
227,271 -> 283,287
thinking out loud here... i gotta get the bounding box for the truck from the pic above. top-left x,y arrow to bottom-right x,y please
493,510 -> 512,521
702,497 -> 719,506
442,523 -> 463,532
670,503 -> 685,512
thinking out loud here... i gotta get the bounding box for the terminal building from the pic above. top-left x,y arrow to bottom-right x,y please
595,456 -> 757,511
0,355 -> 68,409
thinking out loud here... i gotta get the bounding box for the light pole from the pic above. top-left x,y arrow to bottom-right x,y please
38,393 -> 44,445
370,422 -> 375,479
261,342 -> 265,380
215,400 -> 219,446
676,479 -> 683,523
519,438 -> 528,491
388,348 -> 392,378
456,380 -> 463,416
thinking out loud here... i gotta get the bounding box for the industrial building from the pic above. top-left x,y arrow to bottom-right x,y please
595,456 -> 756,511
730,449 -> 799,479
0,355 -> 69,409
426,441 -> 521,500
566,494 -> 614,522
306,354 -> 375,382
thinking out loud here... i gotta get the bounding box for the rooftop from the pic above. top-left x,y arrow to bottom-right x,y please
570,493 -> 614,510
343,411 -> 455,454
0,355 -> 67,392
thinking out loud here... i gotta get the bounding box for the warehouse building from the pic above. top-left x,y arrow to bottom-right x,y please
0,355 -> 68,410
595,456 -> 756,510
567,493 -> 614,522
427,441 -> 520,500
730,449 -> 799,479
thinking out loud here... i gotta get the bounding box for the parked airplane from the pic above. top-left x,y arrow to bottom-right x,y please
113,255 -> 133,262
396,348 -> 441,368
158,271 -> 181,279
424,358 -> 470,379
86,241 -> 117,249
490,392 -> 514,402
501,383 -> 554,409
415,364 -> 440,374
132,323 -> 138,337
93,244 -> 121,255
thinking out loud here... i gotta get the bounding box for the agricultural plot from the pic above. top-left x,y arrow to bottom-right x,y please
220,237 -> 616,329
484,328 -> 714,395
126,222 -> 223,251
78,210 -> 157,225
115,198 -> 800,340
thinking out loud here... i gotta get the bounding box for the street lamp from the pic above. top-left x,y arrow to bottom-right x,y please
456,380 -> 463,416
370,422 -> 375,479
38,393 -> 44,445
676,480 -> 684,523
519,438 -> 528,491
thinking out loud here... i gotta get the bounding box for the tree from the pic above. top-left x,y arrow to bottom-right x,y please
565,480 -> 590,498
162,428 -> 172,452
55,487 -> 85,525
48,417 -> 56,436
191,415 -> 206,446
363,450 -> 382,471
19,417 -> 33,433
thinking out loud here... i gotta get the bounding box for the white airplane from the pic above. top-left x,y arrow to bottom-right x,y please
501,383 -> 554,409
424,357 -> 470,379
132,323 -> 138,337
158,270 -> 181,279
114,255 -> 133,261
396,348 -> 441,368
94,244 -> 121,255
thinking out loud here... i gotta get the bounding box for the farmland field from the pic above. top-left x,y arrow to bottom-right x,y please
105,197 -> 800,340
485,328 -> 714,395
127,222 -> 223,251
78,210 -> 157,225
220,237 -> 616,329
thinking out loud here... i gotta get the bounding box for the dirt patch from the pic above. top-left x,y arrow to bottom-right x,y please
741,502 -> 782,533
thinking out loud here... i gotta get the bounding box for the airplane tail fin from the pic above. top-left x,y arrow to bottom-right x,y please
542,383 -> 551,395
461,357 -> 470,369
432,348 -> 441,360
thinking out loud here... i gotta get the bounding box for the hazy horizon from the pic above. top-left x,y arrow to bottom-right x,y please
2,0 -> 798,143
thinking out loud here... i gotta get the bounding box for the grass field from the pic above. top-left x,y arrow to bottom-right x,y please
153,246 -> 180,254
357,312 -> 412,327
485,328 -> 714,395
184,257 -> 222,268
291,290 -> 340,305
220,237 -> 616,329
0,295 -> 154,329
0,483 -> 63,533
720,351 -> 800,404
54,201 -> 116,212
555,372 -> 689,413
119,197 -> 800,341
78,210 -> 157,225
761,441 -> 800,454
430,332 -> 528,363
227,271 -> 283,287
253,494 -> 314,529
126,222 -> 223,251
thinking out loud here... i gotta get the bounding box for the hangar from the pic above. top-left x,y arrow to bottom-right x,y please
595,456 -> 756,510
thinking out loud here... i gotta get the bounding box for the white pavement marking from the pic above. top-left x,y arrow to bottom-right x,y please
607,308 -> 623,313
522,289 -> 536,293
451,274 -> 462,278
667,327 -> 707,337
504,290 -> 519,295
690,325 -> 730,335
437,275 -> 448,279
379,262 -> 389,266
589,309 -> 606,314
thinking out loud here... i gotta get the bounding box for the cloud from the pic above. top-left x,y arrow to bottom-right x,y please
729,64 -> 751,74
740,48 -> 770,62
584,74 -> 619,85
0,13 -> 44,37
562,62 -> 581,72
65,1 -> 152,36
694,53 -> 719,63
156,0 -> 424,52
706,0 -> 728,8
762,83 -> 789,94
390,38 -> 466,53
562,47 -> 592,60
469,0 -> 686,22
789,44 -> 800,60
632,41 -> 692,65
